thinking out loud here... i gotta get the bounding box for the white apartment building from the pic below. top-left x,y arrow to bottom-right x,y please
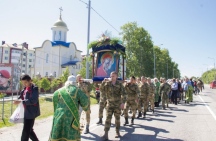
34,13 -> 82,78
0,42 -> 35,74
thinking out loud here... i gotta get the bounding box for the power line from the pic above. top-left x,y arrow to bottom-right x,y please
78,0 -> 120,33
90,7 -> 120,33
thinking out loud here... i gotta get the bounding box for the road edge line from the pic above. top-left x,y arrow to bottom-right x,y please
198,95 -> 216,121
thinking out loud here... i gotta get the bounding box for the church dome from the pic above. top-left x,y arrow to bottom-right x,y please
52,16 -> 67,28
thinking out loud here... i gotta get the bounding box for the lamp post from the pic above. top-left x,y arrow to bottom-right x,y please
86,0 -> 91,79
153,44 -> 163,78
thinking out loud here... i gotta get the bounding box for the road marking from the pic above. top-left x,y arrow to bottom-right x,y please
198,95 -> 216,120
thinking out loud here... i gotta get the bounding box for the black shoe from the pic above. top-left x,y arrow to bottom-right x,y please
137,112 -> 142,118
96,118 -> 102,124
84,125 -> 89,134
143,112 -> 146,118
152,109 -> 154,113
124,117 -> 129,126
131,118 -> 134,125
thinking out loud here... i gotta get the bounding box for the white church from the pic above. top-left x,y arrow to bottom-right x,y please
34,12 -> 82,78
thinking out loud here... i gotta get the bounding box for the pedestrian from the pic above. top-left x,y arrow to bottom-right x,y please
76,74 -> 92,134
159,78 -> 171,110
137,76 -> 149,118
183,77 -> 194,103
49,75 -> 89,141
171,78 -> 178,105
154,78 -> 160,107
101,71 -> 126,140
147,78 -> 155,113
96,80 -> 107,124
123,76 -> 140,125
13,74 -> 40,141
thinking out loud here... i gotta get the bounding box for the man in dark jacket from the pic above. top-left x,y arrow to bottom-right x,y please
14,74 -> 40,141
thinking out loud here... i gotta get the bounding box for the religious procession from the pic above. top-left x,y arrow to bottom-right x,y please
9,34 -> 205,141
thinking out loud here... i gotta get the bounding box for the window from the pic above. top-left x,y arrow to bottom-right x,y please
54,72 -> 56,77
45,72 -> 48,76
70,55 -> 72,61
5,57 -> 8,60
29,65 -> 31,68
29,53 -> 32,56
29,59 -> 32,62
23,64 -> 25,67
5,50 -> 8,54
23,58 -> 26,61
46,54 -> 49,63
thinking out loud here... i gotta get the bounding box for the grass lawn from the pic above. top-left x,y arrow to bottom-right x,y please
0,91 -> 98,128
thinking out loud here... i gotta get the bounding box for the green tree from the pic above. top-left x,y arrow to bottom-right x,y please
120,22 -> 154,77
40,77 -> 50,93
77,57 -> 92,78
60,67 -> 70,83
50,78 -> 61,91
201,69 -> 216,83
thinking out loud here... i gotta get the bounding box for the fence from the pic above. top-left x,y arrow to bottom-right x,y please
0,93 -> 19,120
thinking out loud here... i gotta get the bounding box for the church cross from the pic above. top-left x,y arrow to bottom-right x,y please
59,7 -> 63,16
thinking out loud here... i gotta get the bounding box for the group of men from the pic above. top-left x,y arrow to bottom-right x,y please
49,71 -> 204,141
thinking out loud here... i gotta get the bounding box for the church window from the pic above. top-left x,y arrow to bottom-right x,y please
70,55 -> 72,61
45,72 -> 48,76
54,72 -> 56,77
46,54 -> 49,63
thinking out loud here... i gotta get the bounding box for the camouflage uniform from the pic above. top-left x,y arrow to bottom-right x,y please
101,80 -> 126,133
98,81 -> 107,119
124,83 -> 140,119
77,82 -> 92,125
159,82 -> 170,109
137,82 -> 149,117
148,82 -> 155,111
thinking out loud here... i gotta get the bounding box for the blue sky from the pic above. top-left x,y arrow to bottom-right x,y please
1,0 -> 216,77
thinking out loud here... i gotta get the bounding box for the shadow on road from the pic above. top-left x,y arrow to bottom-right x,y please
120,124 -> 183,141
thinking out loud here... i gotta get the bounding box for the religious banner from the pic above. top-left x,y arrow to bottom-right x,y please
96,51 -> 119,77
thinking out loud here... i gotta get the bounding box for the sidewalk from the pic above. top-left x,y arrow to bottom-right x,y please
0,104 -> 99,141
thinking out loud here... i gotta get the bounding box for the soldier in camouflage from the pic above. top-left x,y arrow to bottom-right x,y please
123,76 -> 140,125
159,78 -> 171,110
101,71 -> 126,140
137,76 -> 149,118
96,81 -> 107,124
147,78 -> 155,113
76,74 -> 92,134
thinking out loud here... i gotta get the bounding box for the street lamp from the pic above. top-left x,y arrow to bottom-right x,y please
208,57 -> 215,69
153,44 -> 163,77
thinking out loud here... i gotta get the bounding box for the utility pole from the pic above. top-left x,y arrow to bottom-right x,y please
86,0 -> 91,79
167,61 -> 168,79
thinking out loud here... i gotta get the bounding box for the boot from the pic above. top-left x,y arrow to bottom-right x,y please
131,118 -> 134,125
137,112 -> 142,118
115,131 -> 120,138
124,117 -> 129,126
84,125 -> 89,134
167,104 -> 169,108
143,112 -> 146,118
102,131 -> 108,140
96,118 -> 102,124
121,111 -> 124,116
152,109 -> 154,113
163,106 -> 166,110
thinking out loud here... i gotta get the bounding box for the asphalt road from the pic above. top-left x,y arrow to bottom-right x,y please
1,85 -> 216,141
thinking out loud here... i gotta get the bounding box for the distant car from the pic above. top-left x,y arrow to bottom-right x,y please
210,81 -> 216,89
